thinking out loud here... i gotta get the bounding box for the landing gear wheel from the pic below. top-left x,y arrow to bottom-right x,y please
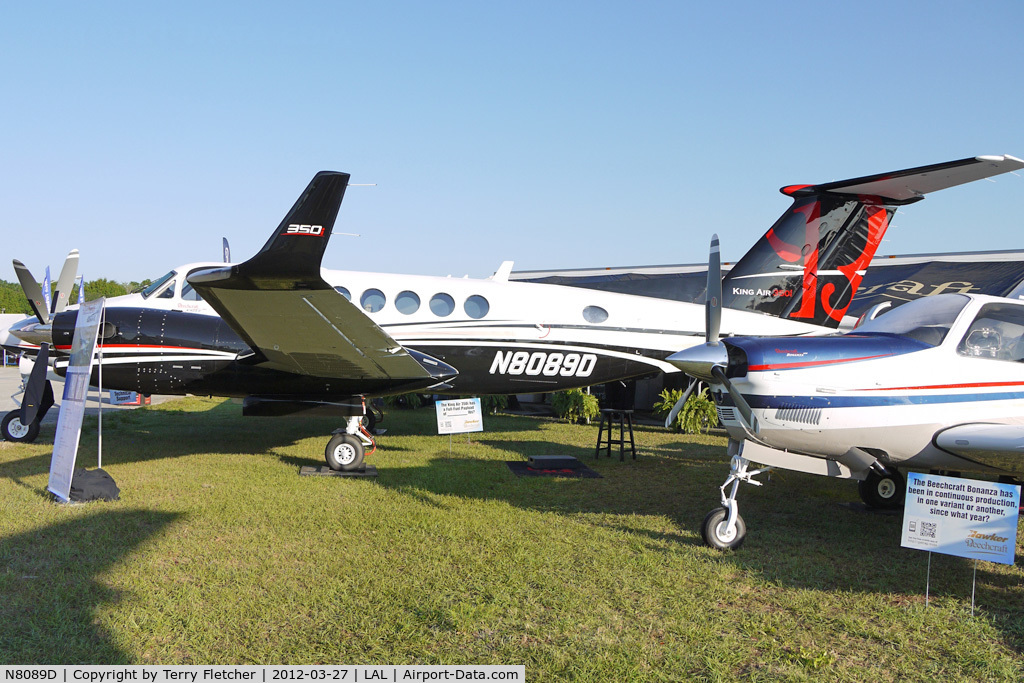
859,469 -> 905,509
325,434 -> 365,472
2,411 -> 39,443
701,507 -> 746,550
361,410 -> 377,433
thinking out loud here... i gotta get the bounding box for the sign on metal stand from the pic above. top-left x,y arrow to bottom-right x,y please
436,398 -> 483,454
47,298 -> 105,502
901,471 -> 1020,612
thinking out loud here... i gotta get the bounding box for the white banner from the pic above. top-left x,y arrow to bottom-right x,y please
436,398 -> 484,435
48,298 -> 105,502
901,472 -> 1020,565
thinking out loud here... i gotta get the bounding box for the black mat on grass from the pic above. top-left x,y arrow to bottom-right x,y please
506,461 -> 602,478
300,465 -> 378,478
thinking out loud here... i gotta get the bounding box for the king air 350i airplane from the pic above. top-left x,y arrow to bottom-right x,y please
4,155 -> 1022,474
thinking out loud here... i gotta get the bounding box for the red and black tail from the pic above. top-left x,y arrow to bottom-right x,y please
722,155 -> 1024,328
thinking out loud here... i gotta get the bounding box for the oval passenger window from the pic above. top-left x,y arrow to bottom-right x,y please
334,286 -> 351,301
396,290 -> 421,315
360,289 -> 386,313
583,305 -> 608,323
430,293 -> 455,317
464,295 -> 489,319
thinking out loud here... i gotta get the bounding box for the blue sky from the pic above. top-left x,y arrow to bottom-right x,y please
2,1 -> 1023,284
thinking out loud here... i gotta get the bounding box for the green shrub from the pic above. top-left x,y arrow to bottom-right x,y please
653,388 -> 684,418
382,393 -> 425,409
678,388 -> 718,434
480,394 -> 509,415
551,388 -> 599,424
656,386 -> 719,434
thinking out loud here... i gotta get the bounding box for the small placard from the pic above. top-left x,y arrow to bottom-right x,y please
901,472 -> 1020,565
435,398 -> 483,435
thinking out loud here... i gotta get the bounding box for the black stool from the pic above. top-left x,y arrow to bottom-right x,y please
595,409 -> 636,461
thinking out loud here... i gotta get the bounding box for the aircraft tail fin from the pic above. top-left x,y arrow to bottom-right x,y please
217,171 -> 351,288
722,155 -> 1024,327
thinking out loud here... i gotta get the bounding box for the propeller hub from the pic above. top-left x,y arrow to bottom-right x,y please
666,342 -> 729,382
8,319 -> 53,346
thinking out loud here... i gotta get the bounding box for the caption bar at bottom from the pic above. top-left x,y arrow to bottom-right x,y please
0,667 -> 524,683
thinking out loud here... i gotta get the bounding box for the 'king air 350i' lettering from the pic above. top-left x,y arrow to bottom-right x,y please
5,155 -> 1022,474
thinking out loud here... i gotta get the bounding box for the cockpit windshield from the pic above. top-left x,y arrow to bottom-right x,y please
851,294 -> 970,347
140,271 -> 177,299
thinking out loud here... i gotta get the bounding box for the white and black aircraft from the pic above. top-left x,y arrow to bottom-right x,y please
5,155 -> 1022,473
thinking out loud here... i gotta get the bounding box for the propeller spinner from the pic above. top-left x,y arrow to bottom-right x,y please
665,234 -> 758,434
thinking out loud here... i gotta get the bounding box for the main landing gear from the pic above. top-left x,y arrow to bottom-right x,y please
2,410 -> 40,443
324,415 -> 376,471
701,454 -> 770,550
858,468 -> 905,509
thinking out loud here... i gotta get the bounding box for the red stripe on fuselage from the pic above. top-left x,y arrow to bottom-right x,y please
749,353 -> 891,371
857,380 -> 1024,392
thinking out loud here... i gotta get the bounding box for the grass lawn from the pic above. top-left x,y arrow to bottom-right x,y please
0,396 -> 1022,680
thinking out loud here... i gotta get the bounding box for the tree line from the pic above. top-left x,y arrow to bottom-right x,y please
0,278 -> 153,315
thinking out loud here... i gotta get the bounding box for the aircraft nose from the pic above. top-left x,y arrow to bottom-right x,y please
666,342 -> 729,382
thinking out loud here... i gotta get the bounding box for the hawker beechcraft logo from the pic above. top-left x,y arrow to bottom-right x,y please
283,224 -> 324,236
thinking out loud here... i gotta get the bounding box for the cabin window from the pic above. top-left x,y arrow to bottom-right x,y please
181,283 -> 203,301
957,303 -> 1024,362
360,289 -> 386,313
157,280 -> 176,299
141,271 -> 176,299
583,305 -> 608,323
464,295 -> 489,319
396,290 -> 421,315
334,286 -> 351,301
430,293 -> 455,317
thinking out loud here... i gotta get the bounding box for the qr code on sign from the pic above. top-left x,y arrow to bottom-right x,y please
921,522 -> 937,539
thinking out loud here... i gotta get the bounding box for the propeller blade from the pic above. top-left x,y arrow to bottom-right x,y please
51,250 -> 80,314
706,233 -> 722,344
12,260 -> 49,325
20,343 -> 52,426
664,378 -> 698,429
711,365 -> 758,433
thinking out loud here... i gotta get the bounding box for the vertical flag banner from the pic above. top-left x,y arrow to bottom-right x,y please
48,298 -> 105,502
42,266 -> 52,314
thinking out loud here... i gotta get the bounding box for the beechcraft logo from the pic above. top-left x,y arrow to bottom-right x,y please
283,224 -> 324,236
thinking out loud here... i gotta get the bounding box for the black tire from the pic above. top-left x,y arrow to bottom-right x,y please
2,410 -> 40,443
858,469 -> 905,509
701,507 -> 746,550
325,433 -> 365,472
360,410 -> 377,433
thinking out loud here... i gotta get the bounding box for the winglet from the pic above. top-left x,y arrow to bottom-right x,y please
193,171 -> 351,291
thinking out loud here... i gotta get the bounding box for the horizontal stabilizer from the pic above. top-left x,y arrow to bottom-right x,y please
785,155 -> 1024,203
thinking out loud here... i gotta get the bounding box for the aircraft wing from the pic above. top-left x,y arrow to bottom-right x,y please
188,171 -> 435,382
934,423 -> 1024,473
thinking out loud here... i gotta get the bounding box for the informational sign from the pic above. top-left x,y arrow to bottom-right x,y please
109,390 -> 148,406
48,298 -> 105,502
435,398 -> 483,435
901,472 -> 1020,565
